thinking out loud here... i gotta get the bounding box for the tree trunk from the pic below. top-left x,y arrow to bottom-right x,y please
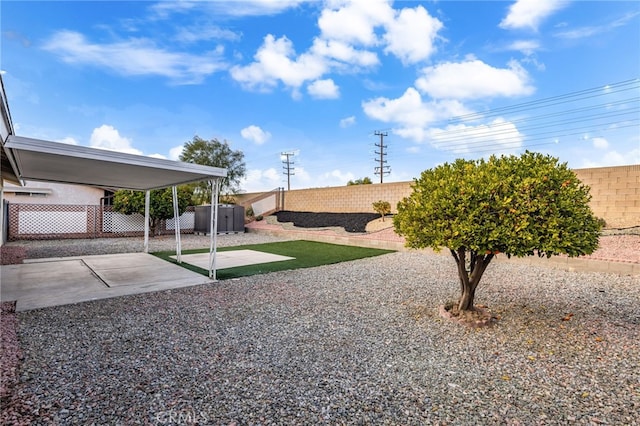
450,248 -> 494,312
458,284 -> 475,311
150,218 -> 158,237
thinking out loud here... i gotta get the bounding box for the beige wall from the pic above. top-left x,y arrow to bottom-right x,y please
281,181 -> 413,214
3,181 -> 106,205
238,164 -> 639,228
573,165 -> 639,228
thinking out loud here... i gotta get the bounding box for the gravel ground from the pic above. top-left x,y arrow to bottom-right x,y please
2,234 -> 639,425
7,233 -> 290,260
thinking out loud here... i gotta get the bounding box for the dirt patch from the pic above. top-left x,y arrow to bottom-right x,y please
0,246 -> 26,265
438,303 -> 496,328
365,216 -> 395,232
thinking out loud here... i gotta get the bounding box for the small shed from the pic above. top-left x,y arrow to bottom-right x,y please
195,204 -> 245,234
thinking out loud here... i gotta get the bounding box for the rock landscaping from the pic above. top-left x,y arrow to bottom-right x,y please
274,211 -> 380,233
1,233 -> 638,424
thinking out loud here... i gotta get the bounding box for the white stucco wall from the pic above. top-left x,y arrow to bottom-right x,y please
3,181 -> 105,205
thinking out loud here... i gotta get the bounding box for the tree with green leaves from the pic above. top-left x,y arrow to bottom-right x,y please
347,177 -> 372,185
112,187 -> 192,236
372,200 -> 391,221
179,136 -> 246,204
393,151 -> 601,313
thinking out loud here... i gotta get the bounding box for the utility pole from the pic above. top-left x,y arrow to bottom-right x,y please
374,131 -> 390,183
281,151 -> 295,190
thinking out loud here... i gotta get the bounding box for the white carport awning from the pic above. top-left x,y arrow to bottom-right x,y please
3,135 -> 226,190
2,134 -> 227,280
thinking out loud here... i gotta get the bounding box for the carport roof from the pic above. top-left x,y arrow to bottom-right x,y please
3,135 -> 226,191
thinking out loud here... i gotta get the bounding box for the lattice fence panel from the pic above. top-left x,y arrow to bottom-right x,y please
8,203 -> 198,240
8,204 -> 97,240
102,210 -> 145,233
166,211 -> 195,231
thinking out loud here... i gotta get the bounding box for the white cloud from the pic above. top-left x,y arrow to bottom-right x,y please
229,1 -> 446,97
383,5 -> 443,64
169,145 -> 184,161
148,153 -> 167,159
363,88 -> 473,143
310,38 -> 379,68
317,0 -> 394,46
230,34 -> 328,93
151,0 -> 306,19
505,39 -> 541,55
554,11 -> 639,40
362,85 -> 528,151
42,30 -> 227,84
428,118 -> 524,154
581,148 -> 640,168
554,27 -> 599,40
363,87 -> 471,130
241,167 -> 282,192
292,166 -> 311,186
320,169 -> 356,186
592,137 -> 609,149
415,59 -> 534,100
240,125 -> 272,145
89,124 -> 142,155
307,79 -> 340,99
58,136 -> 78,145
339,116 -> 356,128
174,26 -> 240,44
363,88 -> 433,133
499,0 -> 567,31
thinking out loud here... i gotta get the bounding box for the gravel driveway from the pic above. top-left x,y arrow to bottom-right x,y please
2,234 -> 639,425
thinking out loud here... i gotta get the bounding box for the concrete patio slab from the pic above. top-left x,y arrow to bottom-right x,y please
1,260 -> 107,306
82,253 -> 209,288
1,253 -> 214,312
172,249 -> 295,270
1,250 -> 298,312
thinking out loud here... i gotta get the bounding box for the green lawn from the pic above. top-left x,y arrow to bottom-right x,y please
152,240 -> 395,280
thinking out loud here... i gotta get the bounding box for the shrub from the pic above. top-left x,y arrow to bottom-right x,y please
394,151 -> 602,313
372,200 -> 391,221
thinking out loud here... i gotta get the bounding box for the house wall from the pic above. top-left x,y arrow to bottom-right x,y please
237,164 -> 639,229
3,181 -> 106,205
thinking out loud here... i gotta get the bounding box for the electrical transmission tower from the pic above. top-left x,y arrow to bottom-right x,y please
281,151 -> 295,190
374,131 -> 390,183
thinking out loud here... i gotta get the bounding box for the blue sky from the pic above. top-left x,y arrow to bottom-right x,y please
2,0 -> 639,192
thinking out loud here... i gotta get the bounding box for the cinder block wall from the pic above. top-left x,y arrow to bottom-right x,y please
281,181 -> 413,214
238,165 -> 639,228
573,164 -> 639,228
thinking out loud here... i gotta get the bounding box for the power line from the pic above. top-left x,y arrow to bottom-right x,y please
423,78 -> 640,155
431,111 -> 640,147
433,98 -> 639,141
450,78 -> 639,123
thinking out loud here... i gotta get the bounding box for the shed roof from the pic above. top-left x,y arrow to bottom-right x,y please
3,135 -> 226,191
